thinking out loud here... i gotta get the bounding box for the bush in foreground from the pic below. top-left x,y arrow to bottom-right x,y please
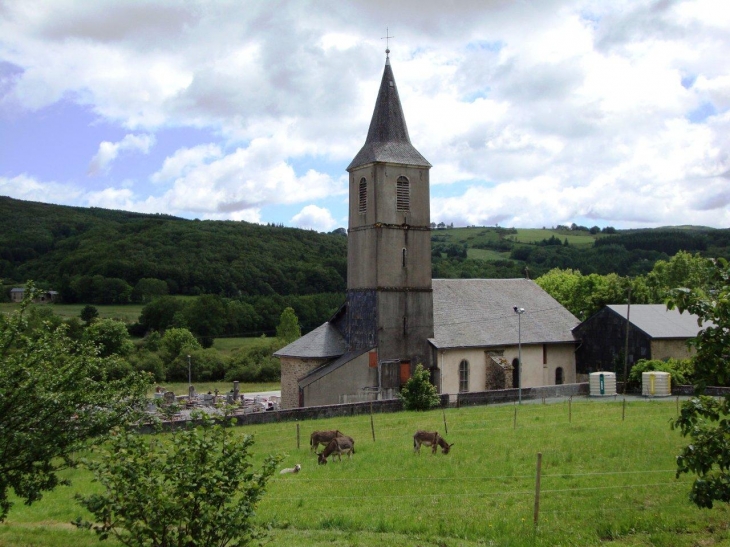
76,415 -> 282,547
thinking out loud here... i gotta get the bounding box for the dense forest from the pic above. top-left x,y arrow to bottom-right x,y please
3,196 -> 730,335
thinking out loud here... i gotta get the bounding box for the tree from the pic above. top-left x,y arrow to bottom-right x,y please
160,327 -> 202,364
76,415 -> 281,547
131,278 -> 168,303
0,287 -> 149,521
668,258 -> 730,508
139,296 -> 187,332
80,304 -> 99,325
398,363 -> 441,411
276,307 -> 300,343
83,318 -> 134,358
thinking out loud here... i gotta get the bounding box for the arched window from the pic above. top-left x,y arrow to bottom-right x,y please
358,178 -> 367,213
396,176 -> 410,211
459,359 -> 469,392
555,367 -> 564,385
512,358 -> 520,389
402,247 -> 407,267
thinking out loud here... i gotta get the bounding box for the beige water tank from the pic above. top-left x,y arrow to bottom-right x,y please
642,371 -> 671,397
589,372 -> 617,396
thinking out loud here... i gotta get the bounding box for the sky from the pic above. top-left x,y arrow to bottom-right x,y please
1,0 -> 729,233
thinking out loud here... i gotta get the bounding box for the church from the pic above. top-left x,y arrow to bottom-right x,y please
274,51 -> 579,409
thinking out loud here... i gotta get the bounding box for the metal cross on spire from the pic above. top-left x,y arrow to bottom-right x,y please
381,27 -> 394,56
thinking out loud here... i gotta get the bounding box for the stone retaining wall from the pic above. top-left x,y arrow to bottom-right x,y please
140,383 -> 730,433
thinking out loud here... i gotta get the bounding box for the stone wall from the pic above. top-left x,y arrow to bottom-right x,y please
279,356 -> 327,409
456,382 -> 589,407
141,383 -> 730,434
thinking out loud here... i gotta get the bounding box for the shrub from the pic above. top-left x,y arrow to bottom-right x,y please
398,363 -> 440,411
76,415 -> 281,546
628,358 -> 694,389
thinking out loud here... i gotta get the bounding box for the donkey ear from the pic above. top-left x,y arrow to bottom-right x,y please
450,443 -> 455,447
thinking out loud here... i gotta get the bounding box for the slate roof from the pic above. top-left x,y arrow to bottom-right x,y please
604,304 -> 711,339
429,278 -> 580,349
273,322 -> 347,359
347,57 -> 431,170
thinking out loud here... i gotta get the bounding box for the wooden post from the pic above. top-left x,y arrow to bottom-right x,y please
370,402 -> 376,442
568,396 -> 572,423
442,408 -> 448,435
513,403 -> 518,430
296,423 -> 300,449
622,397 -> 626,422
534,452 -> 543,527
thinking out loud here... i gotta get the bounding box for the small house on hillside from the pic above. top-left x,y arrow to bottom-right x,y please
9,287 -> 58,304
10,288 -> 25,302
573,304 -> 709,379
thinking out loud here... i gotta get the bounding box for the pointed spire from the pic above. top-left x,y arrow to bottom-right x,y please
347,56 -> 431,171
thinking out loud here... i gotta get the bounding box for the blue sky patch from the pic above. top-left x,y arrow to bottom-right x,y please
687,101 -> 717,123
466,40 -> 502,53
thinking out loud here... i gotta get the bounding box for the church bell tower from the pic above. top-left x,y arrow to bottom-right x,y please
345,49 -> 434,374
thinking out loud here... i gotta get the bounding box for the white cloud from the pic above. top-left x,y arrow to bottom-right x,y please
148,137 -> 347,217
1,0 -> 729,228
88,133 -> 156,176
290,205 -> 338,232
0,174 -> 83,204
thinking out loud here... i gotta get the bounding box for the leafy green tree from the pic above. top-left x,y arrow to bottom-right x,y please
0,288 -> 150,521
131,278 -> 168,303
83,318 -> 134,358
399,363 -> 441,411
668,258 -> 730,508
183,294 -> 228,341
76,415 -> 281,547
160,327 -> 202,364
276,306 -> 301,343
139,296 -> 187,332
80,304 -> 99,325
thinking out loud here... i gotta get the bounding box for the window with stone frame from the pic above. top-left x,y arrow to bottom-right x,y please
396,176 -> 410,211
459,359 -> 469,392
359,178 -> 367,213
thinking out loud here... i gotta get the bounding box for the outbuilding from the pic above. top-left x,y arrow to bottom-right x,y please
572,304 -> 709,380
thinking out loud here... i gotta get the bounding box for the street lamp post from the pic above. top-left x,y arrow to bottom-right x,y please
187,354 -> 192,388
513,306 -> 525,404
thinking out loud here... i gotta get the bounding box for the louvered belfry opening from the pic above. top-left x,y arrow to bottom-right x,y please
358,177 -> 367,213
396,176 -> 410,211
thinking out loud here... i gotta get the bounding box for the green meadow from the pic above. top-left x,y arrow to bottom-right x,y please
505,228 -> 597,247
0,302 -> 144,323
2,398 -> 728,547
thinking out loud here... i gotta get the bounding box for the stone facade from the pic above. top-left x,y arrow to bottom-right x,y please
279,356 -> 327,409
651,339 -> 694,361
485,353 -> 512,390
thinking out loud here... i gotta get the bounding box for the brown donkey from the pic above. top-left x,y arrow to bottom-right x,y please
413,430 -> 454,454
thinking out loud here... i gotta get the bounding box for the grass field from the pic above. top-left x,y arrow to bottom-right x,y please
506,228 -> 597,247
2,398 -> 728,547
212,336 -> 274,354
467,248 -> 513,261
0,302 -> 144,323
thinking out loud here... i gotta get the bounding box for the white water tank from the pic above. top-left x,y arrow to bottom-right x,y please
589,372 -> 616,396
642,371 -> 671,397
